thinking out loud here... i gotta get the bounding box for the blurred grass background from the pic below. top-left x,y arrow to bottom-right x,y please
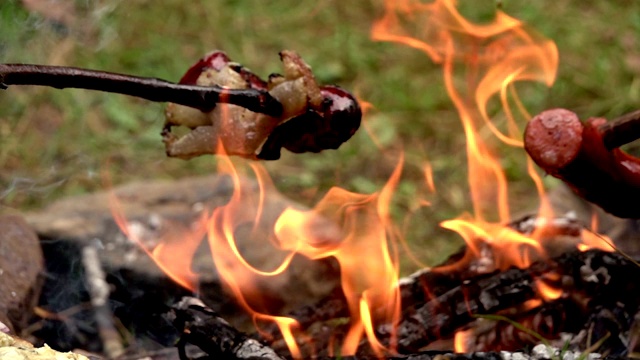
1,0 -> 639,268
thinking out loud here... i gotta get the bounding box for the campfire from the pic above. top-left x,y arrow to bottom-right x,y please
1,1 -> 639,359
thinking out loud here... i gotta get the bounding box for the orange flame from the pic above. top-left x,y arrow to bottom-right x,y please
110,138 -> 405,357
577,213 -> 616,252
275,155 -> 404,356
374,0 -> 558,221
422,161 -> 436,193
109,186 -> 205,292
535,276 -> 563,302
454,328 -> 474,353
372,0 -> 565,270
202,152 -> 403,356
110,120 -> 404,357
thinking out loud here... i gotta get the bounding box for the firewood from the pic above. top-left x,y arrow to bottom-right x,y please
263,215 -> 586,340
168,297 -> 283,360
389,249 -> 640,353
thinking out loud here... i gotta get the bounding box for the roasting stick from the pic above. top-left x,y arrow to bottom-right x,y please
0,64 -> 284,116
599,109 -> 640,150
524,107 -> 640,218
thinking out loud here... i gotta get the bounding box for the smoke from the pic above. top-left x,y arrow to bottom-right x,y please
0,176 -> 67,201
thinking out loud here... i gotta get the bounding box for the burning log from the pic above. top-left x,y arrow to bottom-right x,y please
261,246 -> 638,357
389,249 -> 640,353
169,296 -> 612,360
263,215 -> 587,339
524,108 -> 640,218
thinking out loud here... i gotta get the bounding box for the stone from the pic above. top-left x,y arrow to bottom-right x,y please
0,332 -> 89,360
0,215 -> 44,332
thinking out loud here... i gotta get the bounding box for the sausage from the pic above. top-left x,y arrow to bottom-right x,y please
524,108 -> 640,218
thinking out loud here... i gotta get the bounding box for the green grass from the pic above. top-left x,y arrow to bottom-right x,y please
1,0 -> 640,269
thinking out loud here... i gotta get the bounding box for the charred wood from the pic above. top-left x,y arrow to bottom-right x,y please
464,299 -> 580,352
81,244 -> 124,358
386,250 -> 640,353
168,297 -> 282,360
267,215 -> 588,341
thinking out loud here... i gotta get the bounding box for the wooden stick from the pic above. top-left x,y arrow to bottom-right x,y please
0,64 -> 283,116
599,109 -> 640,150
81,245 -> 124,359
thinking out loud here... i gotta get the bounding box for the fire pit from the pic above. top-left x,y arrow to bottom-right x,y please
1,0 -> 639,359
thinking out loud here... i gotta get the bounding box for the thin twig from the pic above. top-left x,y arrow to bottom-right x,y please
0,64 -> 283,116
82,245 -> 124,359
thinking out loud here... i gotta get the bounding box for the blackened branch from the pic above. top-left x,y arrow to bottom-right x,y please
169,297 -> 283,360
0,64 -> 283,116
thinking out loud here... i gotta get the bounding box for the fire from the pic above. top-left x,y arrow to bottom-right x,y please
106,0 -> 620,357
578,213 -> 615,252
275,155 -> 404,356
208,150 -> 404,357
535,275 -> 563,302
373,0 -> 558,220
454,328 -> 474,353
371,0 -> 613,332
109,181 -> 206,292
110,139 -> 403,357
372,0 -> 566,270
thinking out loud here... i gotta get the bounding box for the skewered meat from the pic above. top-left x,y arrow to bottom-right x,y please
162,50 -> 361,160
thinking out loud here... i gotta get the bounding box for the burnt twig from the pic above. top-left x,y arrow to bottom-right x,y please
81,245 -> 124,358
169,297 -> 283,360
0,64 -> 283,116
